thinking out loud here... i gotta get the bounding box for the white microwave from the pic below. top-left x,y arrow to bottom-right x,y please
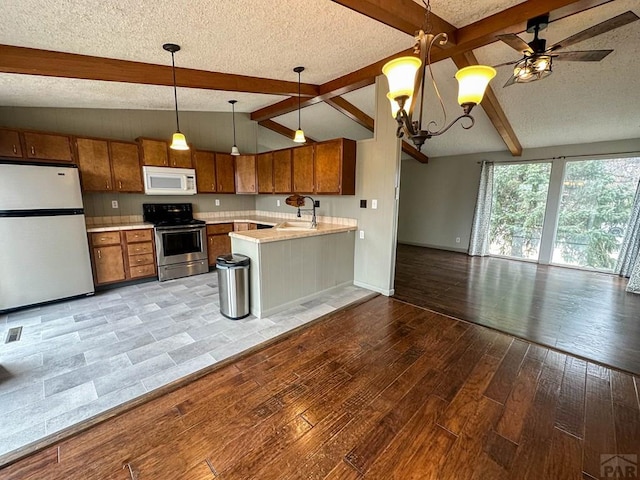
143,166 -> 197,195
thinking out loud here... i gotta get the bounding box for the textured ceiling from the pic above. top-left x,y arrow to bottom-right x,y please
0,0 -> 639,157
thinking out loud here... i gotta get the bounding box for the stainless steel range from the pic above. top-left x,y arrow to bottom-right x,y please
143,203 -> 208,281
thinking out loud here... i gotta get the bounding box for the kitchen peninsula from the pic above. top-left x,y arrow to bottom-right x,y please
230,223 -> 356,318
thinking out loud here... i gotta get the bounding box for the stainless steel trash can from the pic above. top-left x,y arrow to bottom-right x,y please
216,254 -> 250,319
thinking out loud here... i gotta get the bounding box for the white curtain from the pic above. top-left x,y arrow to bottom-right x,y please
616,179 -> 640,293
468,161 -> 494,256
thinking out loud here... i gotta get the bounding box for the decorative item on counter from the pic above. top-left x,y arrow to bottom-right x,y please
285,194 -> 305,207
164,43 -> 189,150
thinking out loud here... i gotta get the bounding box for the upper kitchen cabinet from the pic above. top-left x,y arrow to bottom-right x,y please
273,149 -> 292,194
314,138 -> 356,195
215,153 -> 235,193
193,150 -> 216,193
257,152 -> 274,194
0,128 -> 23,158
109,141 -> 143,192
292,144 -> 314,194
137,138 -> 169,167
76,137 -> 112,191
235,154 -> 257,194
23,131 -> 74,162
169,146 -> 193,168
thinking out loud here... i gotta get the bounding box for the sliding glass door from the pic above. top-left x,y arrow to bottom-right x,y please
489,162 -> 552,261
552,158 -> 640,271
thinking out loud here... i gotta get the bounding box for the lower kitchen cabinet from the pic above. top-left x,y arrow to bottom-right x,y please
89,229 -> 156,286
206,223 -> 233,266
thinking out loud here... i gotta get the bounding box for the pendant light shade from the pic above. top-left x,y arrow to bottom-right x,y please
229,100 -> 240,156
163,43 -> 189,151
293,66 -> 306,144
455,65 -> 496,107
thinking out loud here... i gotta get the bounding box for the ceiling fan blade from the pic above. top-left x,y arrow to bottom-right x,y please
548,11 -> 639,51
503,75 -> 518,88
554,50 -> 614,61
492,59 -> 520,68
497,34 -> 533,54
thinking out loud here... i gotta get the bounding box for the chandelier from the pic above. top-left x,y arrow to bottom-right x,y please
382,0 -> 496,152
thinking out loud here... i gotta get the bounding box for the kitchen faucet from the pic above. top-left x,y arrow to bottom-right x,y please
286,194 -> 317,227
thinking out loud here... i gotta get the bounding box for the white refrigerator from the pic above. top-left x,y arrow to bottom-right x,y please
0,162 -> 94,311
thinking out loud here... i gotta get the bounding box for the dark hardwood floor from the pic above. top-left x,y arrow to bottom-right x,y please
2,296 -> 639,479
393,244 -> 640,374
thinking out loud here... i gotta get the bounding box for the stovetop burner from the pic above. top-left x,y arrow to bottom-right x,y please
143,203 -> 204,228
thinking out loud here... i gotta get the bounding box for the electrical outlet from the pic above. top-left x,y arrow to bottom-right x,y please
372,199 -> 378,209
111,200 -> 118,209
456,237 -> 461,243
314,200 -> 320,208
215,199 -> 220,206
360,199 -> 367,208
277,200 -> 281,207
359,230 -> 365,239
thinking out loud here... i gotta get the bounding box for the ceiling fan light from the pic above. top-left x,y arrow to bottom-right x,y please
293,129 -> 306,143
382,57 -> 422,102
170,132 -> 189,150
387,93 -> 412,117
230,145 -> 240,156
455,65 -> 496,106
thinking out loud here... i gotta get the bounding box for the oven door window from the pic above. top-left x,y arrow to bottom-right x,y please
163,230 -> 202,256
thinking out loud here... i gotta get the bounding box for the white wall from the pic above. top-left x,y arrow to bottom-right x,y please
397,137 -> 640,252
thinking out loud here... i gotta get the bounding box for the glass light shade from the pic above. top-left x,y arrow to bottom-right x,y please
170,132 -> 189,150
382,57 -> 422,101
293,129 -> 306,143
513,56 -> 552,84
231,145 -> 240,156
455,65 -> 496,106
387,93 -> 412,117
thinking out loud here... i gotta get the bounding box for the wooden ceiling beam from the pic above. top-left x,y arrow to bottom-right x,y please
330,0 -> 457,42
0,45 -> 319,98
325,96 -> 429,163
452,51 -> 523,156
258,120 -> 317,143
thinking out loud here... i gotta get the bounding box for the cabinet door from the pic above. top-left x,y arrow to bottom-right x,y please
234,222 -> 250,232
273,149 -> 292,193
23,132 -> 73,162
0,129 -> 23,158
169,148 -> 193,168
314,139 -> 342,194
257,152 -> 274,194
292,145 -> 314,194
110,141 -> 143,193
235,155 -> 257,194
138,138 -> 168,166
194,150 -> 216,193
215,153 -> 236,193
76,138 -> 112,192
93,245 -> 126,284
208,234 -> 231,266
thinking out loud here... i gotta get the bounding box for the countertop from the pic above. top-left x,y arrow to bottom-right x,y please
229,222 -> 357,244
86,216 -> 280,233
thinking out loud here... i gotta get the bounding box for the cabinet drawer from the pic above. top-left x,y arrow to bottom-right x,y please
206,223 -> 234,235
127,242 -> 153,256
128,263 -> 156,279
125,229 -> 153,243
128,253 -> 155,267
90,231 -> 121,246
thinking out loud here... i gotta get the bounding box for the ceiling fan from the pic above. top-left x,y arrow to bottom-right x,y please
495,10 -> 639,87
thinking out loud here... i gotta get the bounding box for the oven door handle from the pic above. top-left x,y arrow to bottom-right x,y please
159,228 -> 205,235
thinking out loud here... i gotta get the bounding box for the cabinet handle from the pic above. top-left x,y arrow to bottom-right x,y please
30,146 -> 35,155
119,181 -> 122,190
106,181 -> 110,189
97,249 -> 102,259
12,145 -> 17,154
219,184 -> 223,190
137,259 -> 143,263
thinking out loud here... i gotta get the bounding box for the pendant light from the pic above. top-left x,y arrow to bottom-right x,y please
163,43 -> 189,151
229,100 -> 240,156
293,66 -> 306,143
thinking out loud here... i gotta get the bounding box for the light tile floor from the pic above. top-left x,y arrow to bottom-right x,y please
0,272 -> 372,460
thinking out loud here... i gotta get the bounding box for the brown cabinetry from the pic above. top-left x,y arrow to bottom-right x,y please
138,138 -> 169,166
235,154 -> 257,194
292,144 -> 315,194
0,128 -> 23,158
89,229 -> 156,285
257,152 -> 274,194
23,132 -> 74,162
193,150 -> 216,193
234,222 -> 257,232
76,138 -> 143,193
206,223 -> 233,266
273,149 -> 292,194
169,147 -> 193,168
215,153 -> 235,193
314,138 -> 356,195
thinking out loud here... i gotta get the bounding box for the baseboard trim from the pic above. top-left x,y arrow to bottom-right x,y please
354,280 -> 393,296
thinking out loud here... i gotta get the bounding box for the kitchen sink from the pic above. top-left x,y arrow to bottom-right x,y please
275,221 -> 317,231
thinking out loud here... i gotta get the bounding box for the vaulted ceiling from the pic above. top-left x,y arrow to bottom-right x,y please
0,0 -> 638,161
